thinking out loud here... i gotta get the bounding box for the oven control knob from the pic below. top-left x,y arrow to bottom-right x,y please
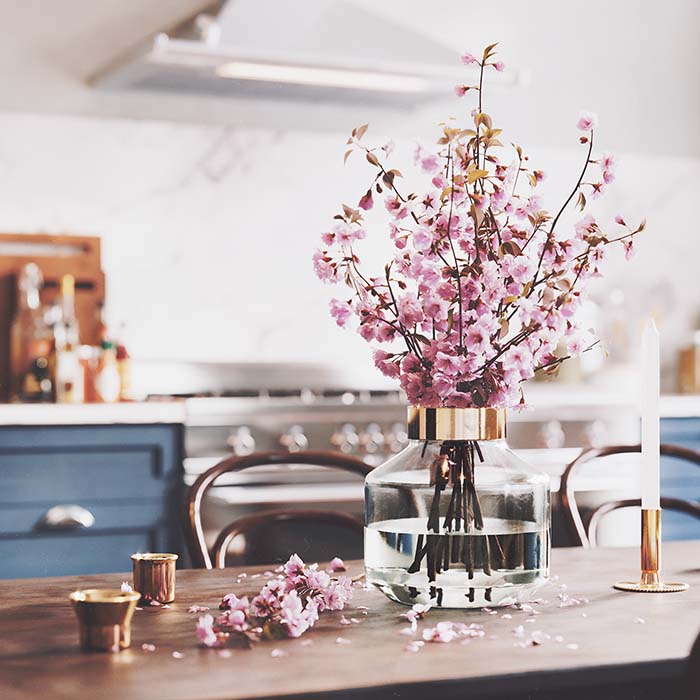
388,423 -> 409,453
280,424 -> 309,453
583,419 -> 607,448
360,423 -> 385,454
227,426 -> 256,456
331,423 -> 360,454
537,420 -> 565,449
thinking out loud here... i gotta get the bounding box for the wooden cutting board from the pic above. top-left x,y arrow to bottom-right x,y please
0,233 -> 105,401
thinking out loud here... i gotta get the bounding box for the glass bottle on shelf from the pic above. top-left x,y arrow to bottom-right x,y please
53,274 -> 84,403
95,340 -> 121,403
365,407 -> 551,608
9,263 -> 53,402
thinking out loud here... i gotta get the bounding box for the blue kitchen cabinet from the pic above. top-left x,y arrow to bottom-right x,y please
660,418 -> 700,541
0,424 -> 184,579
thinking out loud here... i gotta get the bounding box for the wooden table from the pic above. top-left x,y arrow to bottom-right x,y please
1,543 -> 699,700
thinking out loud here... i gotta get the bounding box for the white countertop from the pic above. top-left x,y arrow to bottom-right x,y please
0,401 -> 186,425
1,391 -> 700,426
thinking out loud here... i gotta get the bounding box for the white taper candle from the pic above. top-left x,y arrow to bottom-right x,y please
641,318 -> 660,510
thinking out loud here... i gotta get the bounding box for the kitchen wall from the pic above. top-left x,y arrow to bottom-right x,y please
1,110 -> 698,388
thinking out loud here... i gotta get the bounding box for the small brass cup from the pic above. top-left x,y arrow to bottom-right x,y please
70,589 -> 141,652
131,552 -> 178,604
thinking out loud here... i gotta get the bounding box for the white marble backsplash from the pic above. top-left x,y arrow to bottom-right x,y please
0,111 -> 698,388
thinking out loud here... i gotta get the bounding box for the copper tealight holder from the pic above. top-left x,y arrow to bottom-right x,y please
131,552 -> 178,603
614,509 -> 689,593
70,589 -> 141,652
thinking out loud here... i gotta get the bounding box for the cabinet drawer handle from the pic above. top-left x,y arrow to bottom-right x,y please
39,505 -> 96,530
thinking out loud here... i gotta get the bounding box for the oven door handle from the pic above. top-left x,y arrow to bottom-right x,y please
36,504 -> 96,531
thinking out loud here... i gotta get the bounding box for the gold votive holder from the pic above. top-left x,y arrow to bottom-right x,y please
70,589 -> 141,652
131,552 -> 178,603
614,509 -> 689,593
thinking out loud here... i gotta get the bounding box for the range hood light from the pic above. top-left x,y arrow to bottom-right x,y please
215,61 -> 429,93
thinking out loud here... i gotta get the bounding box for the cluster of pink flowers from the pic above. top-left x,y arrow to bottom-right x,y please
313,44 -> 644,408
195,555 -> 352,648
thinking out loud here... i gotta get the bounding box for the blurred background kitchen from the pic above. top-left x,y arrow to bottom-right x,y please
1,0 -> 699,578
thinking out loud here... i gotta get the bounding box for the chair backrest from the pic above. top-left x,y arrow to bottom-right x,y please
185,450 -> 372,568
560,443 -> 700,547
211,508 -> 364,569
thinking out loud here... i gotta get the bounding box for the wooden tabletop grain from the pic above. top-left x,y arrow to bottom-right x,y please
1,543 -> 699,700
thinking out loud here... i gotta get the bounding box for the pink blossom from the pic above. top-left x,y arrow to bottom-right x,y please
219,608 -> 248,632
589,182 -> 605,199
423,621 -> 460,643
472,193 -> 490,210
329,557 -> 346,572
397,294 -> 424,327
220,592 -> 249,612
284,553 -> 305,577
600,153 -> 616,171
279,590 -> 311,638
329,299 -> 352,328
576,110 -> 598,132
374,350 -> 400,378
461,52 -> 478,65
312,250 -> 337,283
196,615 -> 219,647
454,85 -> 469,97
401,603 -> 431,631
412,227 -> 433,251
623,239 -> 635,259
313,44 -> 643,411
322,577 -> 353,611
493,61 -> 505,72
358,190 -> 374,210
420,154 -> 440,173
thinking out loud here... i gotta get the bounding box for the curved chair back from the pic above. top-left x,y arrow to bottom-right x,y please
211,508 -> 364,569
560,443 -> 700,547
185,450 -> 372,568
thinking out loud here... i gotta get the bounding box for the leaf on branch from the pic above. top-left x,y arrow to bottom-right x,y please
483,43 -> 498,60
343,149 -> 353,164
576,191 -> 587,212
382,171 -> 395,187
467,169 -> 490,184
499,318 -> 509,339
388,169 -> 403,178
366,151 -> 380,166
499,240 -> 522,256
413,334 -> 431,345
355,124 -> 369,140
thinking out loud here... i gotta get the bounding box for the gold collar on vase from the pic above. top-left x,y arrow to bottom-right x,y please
407,407 -> 506,441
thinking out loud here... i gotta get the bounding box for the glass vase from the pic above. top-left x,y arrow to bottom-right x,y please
365,407 -> 551,608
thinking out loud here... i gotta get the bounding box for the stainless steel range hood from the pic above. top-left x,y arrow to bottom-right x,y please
93,0 -> 519,106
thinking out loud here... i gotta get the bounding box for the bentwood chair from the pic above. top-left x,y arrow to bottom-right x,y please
560,444 -> 700,548
185,451 -> 372,569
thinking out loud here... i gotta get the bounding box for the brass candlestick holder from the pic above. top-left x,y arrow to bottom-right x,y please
70,589 -> 141,652
614,509 -> 688,593
131,552 -> 178,603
